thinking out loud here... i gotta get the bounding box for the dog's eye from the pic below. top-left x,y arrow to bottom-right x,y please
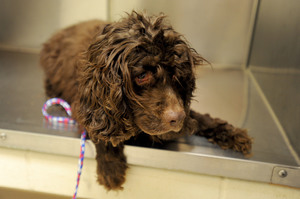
138,72 -> 147,79
135,71 -> 153,86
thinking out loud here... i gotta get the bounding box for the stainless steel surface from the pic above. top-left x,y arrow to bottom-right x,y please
0,50 -> 299,188
249,0 -> 300,156
110,0 -> 256,67
0,0 -> 256,68
0,51 -> 79,137
0,0 -> 107,51
271,167 -> 300,188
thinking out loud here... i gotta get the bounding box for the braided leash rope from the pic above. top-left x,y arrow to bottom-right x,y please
73,131 -> 86,199
42,98 -> 76,124
42,98 -> 86,199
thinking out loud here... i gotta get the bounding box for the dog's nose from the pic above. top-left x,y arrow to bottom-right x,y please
165,110 -> 186,126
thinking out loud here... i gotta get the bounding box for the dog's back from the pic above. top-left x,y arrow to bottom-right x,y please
40,20 -> 106,104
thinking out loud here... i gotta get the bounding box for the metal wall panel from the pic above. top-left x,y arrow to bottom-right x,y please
110,0 -> 255,67
0,0 -> 107,50
0,0 -> 256,68
249,0 -> 300,156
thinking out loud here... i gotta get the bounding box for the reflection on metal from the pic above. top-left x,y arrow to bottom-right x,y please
0,51 -> 299,188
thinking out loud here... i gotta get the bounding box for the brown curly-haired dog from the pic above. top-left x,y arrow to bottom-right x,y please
40,11 -> 252,190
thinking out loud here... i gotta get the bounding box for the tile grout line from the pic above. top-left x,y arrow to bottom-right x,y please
219,177 -> 227,199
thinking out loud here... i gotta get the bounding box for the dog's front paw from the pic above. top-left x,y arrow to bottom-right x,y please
230,127 -> 253,156
207,122 -> 253,156
96,159 -> 128,190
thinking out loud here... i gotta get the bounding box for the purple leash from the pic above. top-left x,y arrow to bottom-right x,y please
42,98 -> 86,199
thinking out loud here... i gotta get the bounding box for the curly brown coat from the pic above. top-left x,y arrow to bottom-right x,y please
40,11 -> 252,190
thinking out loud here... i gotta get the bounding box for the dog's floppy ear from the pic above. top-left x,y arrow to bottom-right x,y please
75,24 -> 138,146
167,32 -> 206,109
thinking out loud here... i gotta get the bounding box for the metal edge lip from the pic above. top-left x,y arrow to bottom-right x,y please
271,167 -> 300,188
125,145 -> 273,182
1,128 -> 299,188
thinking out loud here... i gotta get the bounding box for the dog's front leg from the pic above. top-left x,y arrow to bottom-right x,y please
95,141 -> 127,190
189,110 -> 252,156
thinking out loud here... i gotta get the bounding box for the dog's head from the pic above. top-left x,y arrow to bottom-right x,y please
77,11 -> 204,145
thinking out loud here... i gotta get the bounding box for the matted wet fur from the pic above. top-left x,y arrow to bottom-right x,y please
40,11 -> 252,190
